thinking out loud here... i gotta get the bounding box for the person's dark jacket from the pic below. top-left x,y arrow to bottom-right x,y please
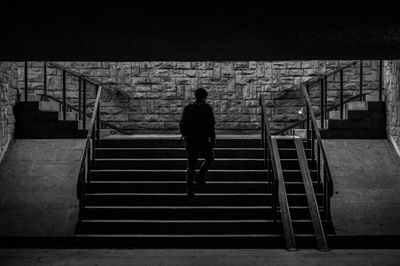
179,101 -> 216,142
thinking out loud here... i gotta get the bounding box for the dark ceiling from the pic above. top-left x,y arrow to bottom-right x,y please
1,2 -> 400,60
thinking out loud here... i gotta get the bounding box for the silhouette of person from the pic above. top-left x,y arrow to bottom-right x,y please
179,88 -> 215,196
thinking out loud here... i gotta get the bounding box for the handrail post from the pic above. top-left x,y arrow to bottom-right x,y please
87,140 -> 91,186
324,166 -> 328,220
359,60 -> 363,101
78,77 -> 82,120
379,60 -> 383,102
320,79 -> 324,129
24,61 -> 28,102
96,86 -> 101,146
306,85 -> 310,147
324,76 -> 328,120
83,80 -> 87,130
311,117 -> 315,161
62,70 -> 66,120
267,145 -> 271,191
43,62 -> 47,100
317,142 -> 321,185
260,96 -> 265,148
340,69 -> 344,119
91,126 -> 96,171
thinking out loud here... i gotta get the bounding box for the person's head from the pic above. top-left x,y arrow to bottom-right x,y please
195,88 -> 208,102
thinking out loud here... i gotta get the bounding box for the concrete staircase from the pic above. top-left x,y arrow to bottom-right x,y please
14,95 -> 116,138
321,100 -> 386,139
293,99 -> 386,140
75,135 -> 334,248
14,100 -> 88,139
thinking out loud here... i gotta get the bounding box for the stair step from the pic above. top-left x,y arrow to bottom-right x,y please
86,181 -> 322,194
85,193 -> 323,206
279,159 -> 316,170
88,181 -> 269,193
72,234 -> 288,248
283,170 -> 318,182
76,219 -> 316,234
93,158 -> 265,170
89,169 -> 318,182
346,110 -> 372,120
346,101 -> 368,111
90,169 -> 269,181
83,206 -> 321,220
366,101 -> 385,111
320,129 -> 386,139
327,119 -> 385,130
328,110 -> 346,120
39,101 -> 60,112
59,111 -> 79,121
95,148 -> 264,159
100,138 -> 262,148
13,110 -> 59,121
278,148 -> 312,159
14,101 -> 39,111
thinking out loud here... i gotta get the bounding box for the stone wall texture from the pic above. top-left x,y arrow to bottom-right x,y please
384,60 -> 400,146
0,62 -> 18,161
20,61 -> 381,133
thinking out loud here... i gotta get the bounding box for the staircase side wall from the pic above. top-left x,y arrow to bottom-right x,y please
0,62 -> 18,164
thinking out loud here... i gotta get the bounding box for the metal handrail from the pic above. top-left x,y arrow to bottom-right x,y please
260,94 -> 279,217
40,94 -> 128,134
302,86 -> 334,219
46,62 -> 131,100
272,60 -> 384,136
260,94 -> 297,250
77,85 -> 103,221
273,92 -> 369,135
21,61 -> 127,134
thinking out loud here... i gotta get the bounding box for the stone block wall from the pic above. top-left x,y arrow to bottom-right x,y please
384,60 -> 400,146
0,62 -> 18,162
19,61 -> 380,133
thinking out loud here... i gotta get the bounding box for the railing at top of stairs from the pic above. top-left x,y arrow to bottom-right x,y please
272,60 -> 384,135
20,61 -> 127,134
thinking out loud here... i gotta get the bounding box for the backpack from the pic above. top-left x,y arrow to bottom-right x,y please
179,102 -> 198,137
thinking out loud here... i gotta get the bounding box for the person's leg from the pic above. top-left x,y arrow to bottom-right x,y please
198,140 -> 215,183
185,140 -> 199,195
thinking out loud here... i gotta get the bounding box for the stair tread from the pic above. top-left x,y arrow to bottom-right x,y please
80,219 -> 288,223
84,205 -> 319,209
75,234 -> 284,237
86,193 -> 272,196
86,192 -> 321,196
95,158 -> 265,161
91,169 -> 267,172
103,135 -> 260,140
96,148 -> 264,151
85,206 -> 274,209
89,181 -> 269,184
88,181 -> 317,184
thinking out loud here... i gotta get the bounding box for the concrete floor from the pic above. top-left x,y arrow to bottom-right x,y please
0,139 -> 84,236
323,139 -> 400,235
0,249 -> 400,266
